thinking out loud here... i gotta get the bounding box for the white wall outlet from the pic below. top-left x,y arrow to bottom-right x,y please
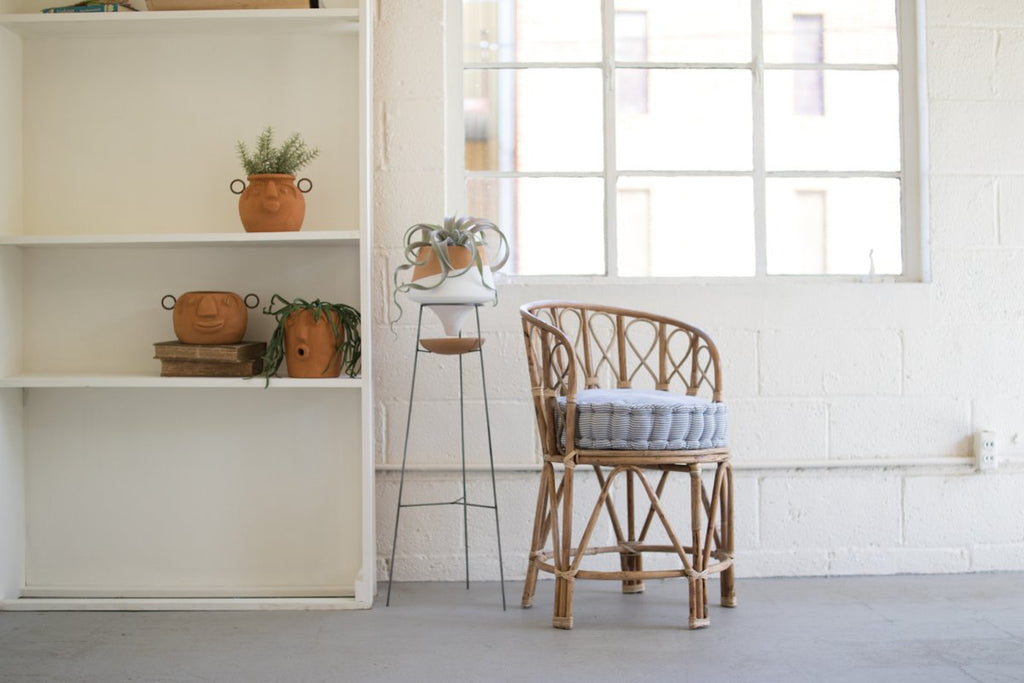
974,430 -> 998,472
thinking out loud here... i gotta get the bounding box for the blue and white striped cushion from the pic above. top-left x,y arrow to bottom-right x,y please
554,388 -> 728,451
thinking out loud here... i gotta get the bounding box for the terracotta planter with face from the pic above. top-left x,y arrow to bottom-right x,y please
172,291 -> 248,345
283,308 -> 343,378
238,174 -> 305,232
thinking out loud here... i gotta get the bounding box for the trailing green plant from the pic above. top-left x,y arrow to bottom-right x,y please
390,215 -> 510,325
236,127 -> 320,176
260,294 -> 360,386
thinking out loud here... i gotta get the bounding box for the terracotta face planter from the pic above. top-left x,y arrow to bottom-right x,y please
283,308 -> 344,378
234,174 -> 307,233
163,291 -> 258,345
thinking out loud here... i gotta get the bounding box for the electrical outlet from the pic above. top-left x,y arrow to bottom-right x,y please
974,430 -> 998,471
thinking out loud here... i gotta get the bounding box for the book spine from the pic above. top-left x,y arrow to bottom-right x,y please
160,358 -> 263,377
42,5 -> 128,12
153,342 -> 267,362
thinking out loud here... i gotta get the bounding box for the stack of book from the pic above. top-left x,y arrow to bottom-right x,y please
145,1 -> 314,9
153,341 -> 266,378
43,1 -> 135,12
41,1 -> 316,11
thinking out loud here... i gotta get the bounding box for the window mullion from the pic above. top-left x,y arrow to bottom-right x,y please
751,0 -> 767,277
602,0 -> 618,277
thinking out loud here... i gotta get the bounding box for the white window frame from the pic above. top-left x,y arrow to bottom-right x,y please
446,0 -> 929,282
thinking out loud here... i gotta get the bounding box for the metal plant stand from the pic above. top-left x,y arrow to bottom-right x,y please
386,304 -> 506,609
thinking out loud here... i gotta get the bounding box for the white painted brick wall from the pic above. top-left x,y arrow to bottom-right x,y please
373,0 -> 1024,585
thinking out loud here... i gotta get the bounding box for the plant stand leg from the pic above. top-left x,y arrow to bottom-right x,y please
475,305 -> 507,610
386,305 -> 426,606
388,304 -> 506,610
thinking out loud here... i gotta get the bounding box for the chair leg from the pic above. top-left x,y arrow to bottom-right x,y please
620,469 -> 645,594
688,463 -> 709,629
620,552 -> 645,594
521,462 -> 551,609
720,462 -> 737,608
552,465 -> 575,629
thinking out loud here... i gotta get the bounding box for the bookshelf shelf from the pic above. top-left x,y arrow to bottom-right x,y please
0,373 -> 364,388
0,8 -> 359,37
0,230 -> 360,248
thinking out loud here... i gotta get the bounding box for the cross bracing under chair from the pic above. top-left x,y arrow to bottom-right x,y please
519,301 -> 735,629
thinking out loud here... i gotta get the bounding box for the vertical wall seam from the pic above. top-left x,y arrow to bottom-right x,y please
994,176 -> 1002,245
754,329 -> 762,396
824,400 -> 831,461
899,329 -> 906,397
898,476 -> 906,547
992,29 -> 1001,98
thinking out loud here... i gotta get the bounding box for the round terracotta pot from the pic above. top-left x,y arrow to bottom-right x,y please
238,174 -> 305,233
283,308 -> 344,378
171,291 -> 249,345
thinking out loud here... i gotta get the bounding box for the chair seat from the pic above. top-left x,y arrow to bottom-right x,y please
555,388 -> 728,451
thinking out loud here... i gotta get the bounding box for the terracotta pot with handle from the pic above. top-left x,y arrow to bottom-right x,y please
162,291 -> 259,345
233,174 -> 309,232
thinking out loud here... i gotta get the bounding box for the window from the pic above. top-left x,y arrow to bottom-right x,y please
459,0 -> 925,279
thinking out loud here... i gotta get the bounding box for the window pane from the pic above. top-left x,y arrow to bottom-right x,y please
617,177 -> 755,276
614,0 -> 750,63
764,70 -> 900,171
763,0 -> 897,65
465,68 -> 603,172
464,0 -> 602,63
617,69 -> 752,172
792,15 -> 824,115
615,11 -> 649,114
467,177 -> 605,275
766,178 -> 901,275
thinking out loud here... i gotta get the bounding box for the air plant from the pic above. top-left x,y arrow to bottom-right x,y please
390,215 -> 510,325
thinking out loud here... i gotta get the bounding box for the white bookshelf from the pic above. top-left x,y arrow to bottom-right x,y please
0,2 -> 374,610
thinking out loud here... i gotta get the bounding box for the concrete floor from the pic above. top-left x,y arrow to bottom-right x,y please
2,573 -> 1024,682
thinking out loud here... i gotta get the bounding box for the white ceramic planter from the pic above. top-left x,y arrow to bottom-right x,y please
407,265 -> 495,336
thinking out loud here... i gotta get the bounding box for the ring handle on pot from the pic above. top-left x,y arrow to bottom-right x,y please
230,178 -> 247,195
161,294 -> 177,311
297,177 -> 313,194
244,293 -> 260,309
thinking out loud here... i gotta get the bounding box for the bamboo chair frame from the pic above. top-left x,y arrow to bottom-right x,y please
520,301 -> 735,629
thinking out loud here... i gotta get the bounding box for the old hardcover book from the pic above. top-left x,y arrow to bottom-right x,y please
159,358 -> 263,377
145,0 -> 310,9
43,2 -> 135,11
153,341 -> 266,362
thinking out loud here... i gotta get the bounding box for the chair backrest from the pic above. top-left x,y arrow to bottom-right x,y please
520,301 -> 723,455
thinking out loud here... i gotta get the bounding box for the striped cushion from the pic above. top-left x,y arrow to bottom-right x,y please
554,388 -> 728,451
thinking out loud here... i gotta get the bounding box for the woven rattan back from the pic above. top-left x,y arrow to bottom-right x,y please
520,301 -> 723,457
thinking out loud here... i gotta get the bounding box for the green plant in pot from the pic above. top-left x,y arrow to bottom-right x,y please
232,127 -> 320,233
260,294 -> 360,385
391,215 -> 510,336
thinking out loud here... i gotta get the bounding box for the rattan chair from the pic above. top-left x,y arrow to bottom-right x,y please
520,301 -> 735,629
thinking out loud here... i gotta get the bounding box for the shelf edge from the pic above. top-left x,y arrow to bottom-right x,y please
0,374 -> 364,389
0,596 -> 372,611
0,8 -> 360,37
0,230 -> 360,248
